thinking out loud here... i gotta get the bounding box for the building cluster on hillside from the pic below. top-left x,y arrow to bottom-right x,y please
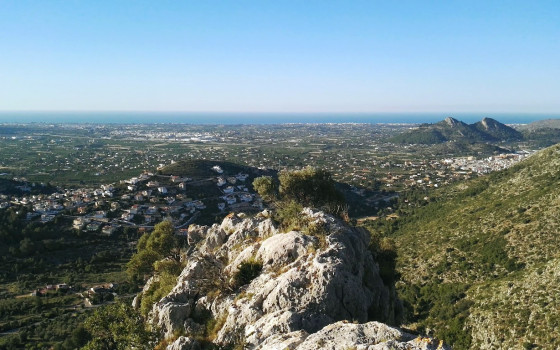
443,152 -> 533,174
1,166 -> 259,236
29,281 -> 121,308
378,151 -> 534,190
0,147 -> 534,226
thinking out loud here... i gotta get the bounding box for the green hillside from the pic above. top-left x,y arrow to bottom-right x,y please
159,159 -> 252,178
522,128 -> 560,148
428,141 -> 511,156
391,127 -> 447,144
379,144 -> 560,349
0,179 -> 56,195
517,119 -> 560,131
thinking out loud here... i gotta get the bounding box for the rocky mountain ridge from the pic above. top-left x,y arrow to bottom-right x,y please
134,208 -> 448,349
390,117 -> 522,144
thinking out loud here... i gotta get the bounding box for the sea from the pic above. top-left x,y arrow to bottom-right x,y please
0,112 -> 557,125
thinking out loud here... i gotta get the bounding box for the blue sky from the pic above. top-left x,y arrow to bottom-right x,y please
0,1 -> 559,113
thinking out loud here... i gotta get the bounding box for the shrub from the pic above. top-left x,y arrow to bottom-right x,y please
278,167 -> 345,216
82,301 -> 159,349
252,176 -> 278,202
274,200 -> 305,231
126,221 -> 179,282
139,259 -> 184,316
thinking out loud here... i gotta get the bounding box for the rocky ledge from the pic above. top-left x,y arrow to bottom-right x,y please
134,209 -> 447,349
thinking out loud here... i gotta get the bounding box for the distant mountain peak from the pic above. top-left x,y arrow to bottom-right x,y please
473,118 -> 522,141
445,116 -> 460,126
478,117 -> 499,130
391,116 -> 523,144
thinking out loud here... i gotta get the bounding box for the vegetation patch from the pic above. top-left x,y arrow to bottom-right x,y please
139,260 -> 184,317
126,221 -> 185,283
81,301 -> 159,350
253,167 -> 347,223
232,258 -> 263,289
398,282 -> 473,350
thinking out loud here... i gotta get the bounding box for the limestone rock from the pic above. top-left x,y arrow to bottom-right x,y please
150,256 -> 224,337
152,302 -> 193,339
255,321 -> 450,350
166,336 -> 200,350
135,208 -> 441,349
198,225 -> 226,255
256,231 -> 316,269
185,224 -> 207,246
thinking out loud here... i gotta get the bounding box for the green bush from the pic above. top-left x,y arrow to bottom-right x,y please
252,176 -> 277,202
274,200 -> 305,231
126,221 -> 179,282
278,167 -> 345,215
82,301 -> 158,349
140,259 -> 184,316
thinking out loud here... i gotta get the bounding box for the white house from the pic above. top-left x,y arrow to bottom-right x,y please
102,225 -> 117,236
121,213 -> 134,221
212,165 -> 223,174
146,206 -> 158,215
101,184 -> 114,191
217,177 -> 227,186
73,217 -> 90,229
94,211 -> 107,219
224,195 -> 236,205
129,205 -> 140,214
236,173 -> 249,181
240,193 -> 253,202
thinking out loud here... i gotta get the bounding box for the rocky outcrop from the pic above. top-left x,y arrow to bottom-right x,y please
256,321 -> 447,350
135,209 -> 443,349
166,336 -> 200,350
168,322 -> 448,350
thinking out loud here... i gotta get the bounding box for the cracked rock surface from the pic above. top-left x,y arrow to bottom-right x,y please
135,209 -> 445,349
